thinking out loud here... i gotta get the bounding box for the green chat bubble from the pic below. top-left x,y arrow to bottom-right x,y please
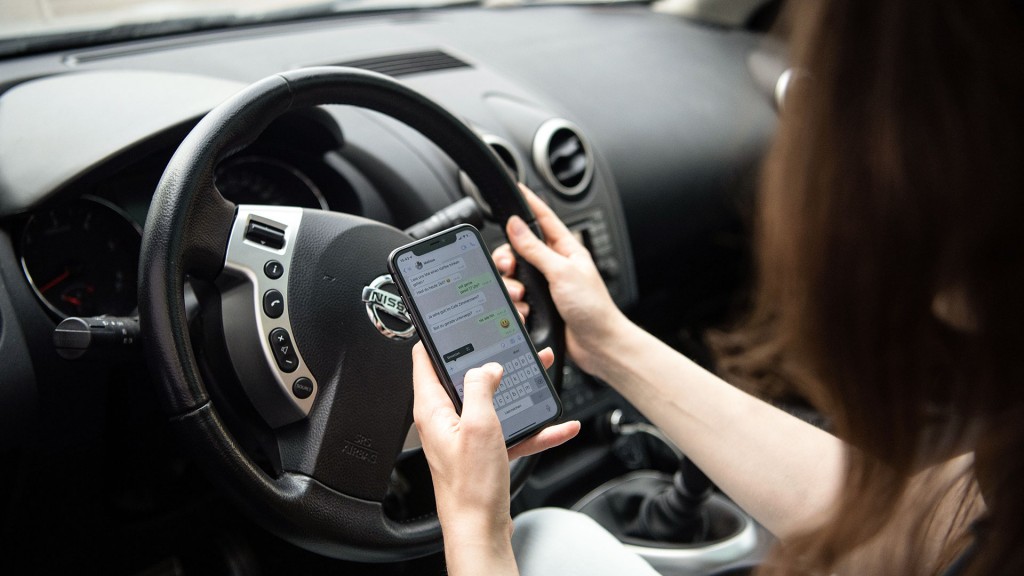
477,308 -> 516,336
456,273 -> 494,296
476,310 -> 500,324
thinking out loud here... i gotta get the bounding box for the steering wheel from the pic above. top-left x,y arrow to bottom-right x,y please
138,67 -> 564,561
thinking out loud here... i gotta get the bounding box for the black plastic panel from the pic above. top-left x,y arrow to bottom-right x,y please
0,231 -> 36,447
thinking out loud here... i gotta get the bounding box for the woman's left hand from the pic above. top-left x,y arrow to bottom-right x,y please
411,343 -> 580,571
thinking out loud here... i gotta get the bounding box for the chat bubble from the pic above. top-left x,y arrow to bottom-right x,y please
410,258 -> 466,288
413,272 -> 463,296
476,310 -> 500,325
426,291 -> 487,322
430,306 -> 484,333
456,273 -> 494,296
477,308 -> 516,336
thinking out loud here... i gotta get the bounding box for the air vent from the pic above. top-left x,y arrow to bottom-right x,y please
460,134 -> 525,217
533,119 -> 593,198
332,50 -> 470,78
483,135 -> 525,183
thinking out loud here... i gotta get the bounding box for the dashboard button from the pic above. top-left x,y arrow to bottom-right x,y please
264,260 -> 284,279
292,377 -> 314,399
263,289 -> 284,318
245,220 -> 286,249
268,328 -> 298,373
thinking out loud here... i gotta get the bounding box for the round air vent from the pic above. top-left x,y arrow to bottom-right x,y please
460,134 -> 525,217
483,134 -> 525,182
533,119 -> 594,199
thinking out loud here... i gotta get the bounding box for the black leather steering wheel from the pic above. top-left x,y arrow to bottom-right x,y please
138,67 -> 563,561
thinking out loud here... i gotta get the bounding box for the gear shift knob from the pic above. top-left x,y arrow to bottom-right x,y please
677,457 -> 713,501
634,457 -> 714,543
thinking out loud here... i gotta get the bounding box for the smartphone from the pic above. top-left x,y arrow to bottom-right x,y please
389,224 -> 563,446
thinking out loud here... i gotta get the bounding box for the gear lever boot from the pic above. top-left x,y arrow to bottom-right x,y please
634,457 -> 713,543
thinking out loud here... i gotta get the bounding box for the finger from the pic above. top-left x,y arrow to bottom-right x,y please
411,343 -> 457,423
506,215 -> 564,276
461,363 -> 504,416
492,244 -> 517,277
519,185 -> 578,252
502,277 -> 525,301
507,420 -> 581,460
514,301 -> 530,320
537,346 -> 554,370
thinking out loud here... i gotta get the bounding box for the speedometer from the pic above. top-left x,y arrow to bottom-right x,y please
20,196 -> 142,318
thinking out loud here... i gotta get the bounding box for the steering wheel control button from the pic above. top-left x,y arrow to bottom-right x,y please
269,328 -> 299,373
264,260 -> 284,279
263,289 -> 284,318
245,220 -> 286,250
292,377 -> 314,399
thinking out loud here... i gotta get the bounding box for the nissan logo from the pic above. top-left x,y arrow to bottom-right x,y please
361,274 -> 415,340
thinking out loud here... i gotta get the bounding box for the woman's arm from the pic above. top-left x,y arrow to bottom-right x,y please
411,343 -> 581,575
589,317 -> 844,540
503,187 -> 844,540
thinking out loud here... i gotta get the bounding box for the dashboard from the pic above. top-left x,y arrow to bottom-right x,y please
0,3 -> 778,574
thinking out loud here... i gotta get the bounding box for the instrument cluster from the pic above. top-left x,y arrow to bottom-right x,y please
19,156 -> 328,319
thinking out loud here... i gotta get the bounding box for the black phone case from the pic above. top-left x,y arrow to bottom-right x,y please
388,224 -> 563,447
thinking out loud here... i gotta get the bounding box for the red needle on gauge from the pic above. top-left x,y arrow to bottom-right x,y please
61,294 -> 83,307
39,269 -> 70,293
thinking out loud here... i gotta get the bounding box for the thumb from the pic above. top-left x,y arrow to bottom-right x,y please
461,363 -> 504,416
506,216 -> 561,276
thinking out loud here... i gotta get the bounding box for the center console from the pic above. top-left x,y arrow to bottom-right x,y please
571,414 -> 772,575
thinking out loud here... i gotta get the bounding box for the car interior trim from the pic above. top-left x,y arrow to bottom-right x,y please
220,205 -> 319,428
532,118 -> 595,199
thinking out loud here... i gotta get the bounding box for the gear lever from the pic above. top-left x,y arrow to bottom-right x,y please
634,456 -> 713,543
574,412 -> 762,572
607,409 -> 715,543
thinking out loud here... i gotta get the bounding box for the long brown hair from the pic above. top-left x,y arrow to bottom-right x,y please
743,1 -> 1024,574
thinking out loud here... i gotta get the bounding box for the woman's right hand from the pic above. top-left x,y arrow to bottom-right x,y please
493,186 -> 629,376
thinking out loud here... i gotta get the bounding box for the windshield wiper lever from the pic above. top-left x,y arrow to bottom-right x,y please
53,315 -> 140,360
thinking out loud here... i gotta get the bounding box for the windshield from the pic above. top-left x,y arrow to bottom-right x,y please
0,0 -> 475,56
1,0 -> 649,58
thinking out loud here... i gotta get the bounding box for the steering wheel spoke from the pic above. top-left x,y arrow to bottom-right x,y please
275,373 -> 411,504
218,206 -> 320,428
169,166 -> 237,282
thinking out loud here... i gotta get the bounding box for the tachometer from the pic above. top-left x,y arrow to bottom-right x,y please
21,197 -> 142,318
215,155 -> 328,209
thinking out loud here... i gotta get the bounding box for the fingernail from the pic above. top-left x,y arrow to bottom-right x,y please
484,362 -> 504,377
508,216 -> 528,238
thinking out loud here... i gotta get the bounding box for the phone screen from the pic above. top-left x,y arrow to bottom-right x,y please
390,225 -> 561,443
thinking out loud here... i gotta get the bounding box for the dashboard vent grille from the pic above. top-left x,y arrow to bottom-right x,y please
533,119 -> 593,198
333,50 -> 470,77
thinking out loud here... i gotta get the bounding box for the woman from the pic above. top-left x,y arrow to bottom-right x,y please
411,1 -> 1024,574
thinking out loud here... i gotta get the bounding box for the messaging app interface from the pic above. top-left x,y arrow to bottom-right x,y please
397,230 -> 558,439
